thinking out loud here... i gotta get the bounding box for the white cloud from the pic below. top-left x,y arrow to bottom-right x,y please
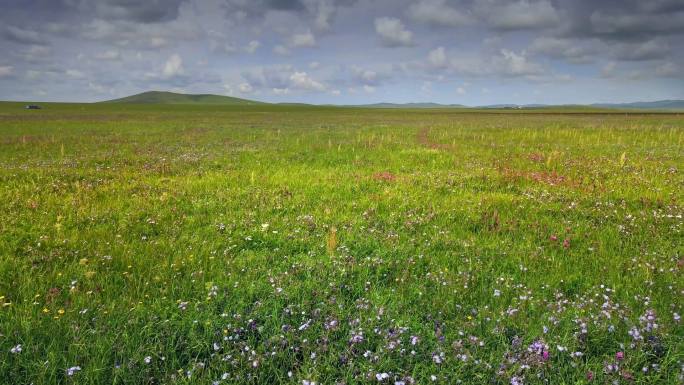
291,31 -> 316,48
66,69 -> 86,79
162,54 -> 184,78
289,71 -> 326,91
273,87 -> 291,95
273,45 -> 291,55
655,61 -> 679,77
529,37 -> 595,63
456,86 -> 466,95
94,50 -> 121,60
238,82 -> 254,93
408,0 -> 471,27
245,40 -> 260,54
0,66 -> 14,77
363,84 -> 376,93
330,89 -> 341,95
374,17 -> 414,47
428,47 -> 448,67
496,49 -> 544,76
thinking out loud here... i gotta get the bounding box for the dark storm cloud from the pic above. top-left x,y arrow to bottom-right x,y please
72,0 -> 187,23
556,0 -> 684,40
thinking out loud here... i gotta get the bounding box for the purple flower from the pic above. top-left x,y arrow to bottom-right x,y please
616,351 -> 624,361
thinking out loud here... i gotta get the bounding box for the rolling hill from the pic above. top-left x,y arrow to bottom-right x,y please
102,91 -> 265,105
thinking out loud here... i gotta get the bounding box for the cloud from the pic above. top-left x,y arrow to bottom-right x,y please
374,17 -> 414,47
71,0 -> 186,23
65,69 -> 86,79
456,86 -> 466,95
407,0 -> 471,27
529,37 -> 596,63
162,54 -> 184,78
289,71 -> 326,91
495,49 -> 544,76
611,39 -> 670,61
290,30 -> 316,47
273,87 -> 291,95
94,50 -> 121,60
476,0 -> 560,30
239,82 -> 254,93
0,66 -> 14,77
245,40 -> 261,53
2,25 -> 46,45
655,61 -> 679,77
273,45 -> 291,55
428,47 -> 448,67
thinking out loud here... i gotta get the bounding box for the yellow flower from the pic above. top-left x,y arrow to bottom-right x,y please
42,308 -> 50,313
58,309 -> 65,315
85,271 -> 96,279
79,258 -> 89,265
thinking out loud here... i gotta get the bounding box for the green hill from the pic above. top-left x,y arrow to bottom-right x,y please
101,91 -> 265,105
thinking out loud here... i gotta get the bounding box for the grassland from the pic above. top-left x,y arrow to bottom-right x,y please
0,102 -> 682,384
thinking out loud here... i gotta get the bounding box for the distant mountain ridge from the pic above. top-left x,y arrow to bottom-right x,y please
102,91 -> 264,105
100,92 -> 684,110
590,100 -> 684,109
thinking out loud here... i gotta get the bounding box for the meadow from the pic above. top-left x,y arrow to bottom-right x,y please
0,103 -> 682,384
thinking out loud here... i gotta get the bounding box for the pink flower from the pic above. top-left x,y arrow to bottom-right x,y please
562,239 -> 570,248
616,351 -> 624,361
542,350 -> 549,361
586,371 -> 594,381
549,235 -> 558,242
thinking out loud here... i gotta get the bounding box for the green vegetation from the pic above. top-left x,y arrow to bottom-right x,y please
0,103 -> 682,384
102,91 -> 265,105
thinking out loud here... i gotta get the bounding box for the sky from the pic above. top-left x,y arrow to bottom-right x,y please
1,0 -> 683,105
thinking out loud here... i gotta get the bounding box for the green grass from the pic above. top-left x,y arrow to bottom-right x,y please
0,102 -> 682,384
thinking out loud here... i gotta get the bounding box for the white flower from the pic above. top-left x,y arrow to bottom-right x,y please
144,356 -> 152,364
66,366 -> 82,376
376,372 -> 390,381
10,344 -> 22,354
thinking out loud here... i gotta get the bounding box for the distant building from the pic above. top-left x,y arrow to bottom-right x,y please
25,105 -> 41,109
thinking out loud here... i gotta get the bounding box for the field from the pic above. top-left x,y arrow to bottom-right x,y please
0,103 -> 682,384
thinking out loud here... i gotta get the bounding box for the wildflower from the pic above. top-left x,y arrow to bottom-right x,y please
674,313 -> 681,322
178,301 -> 189,311
410,335 -> 420,345
562,239 -> 570,248
615,351 -> 624,361
302,380 -> 316,385
494,289 -> 501,297
376,372 -> 390,381
510,376 -> 523,385
144,356 -> 152,364
66,366 -> 82,376
57,309 -> 65,315
586,371 -> 594,381
10,344 -> 22,354
542,350 -> 549,361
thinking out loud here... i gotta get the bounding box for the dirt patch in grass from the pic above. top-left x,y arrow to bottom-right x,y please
372,171 -> 397,182
416,127 -> 450,150
499,167 -> 578,188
